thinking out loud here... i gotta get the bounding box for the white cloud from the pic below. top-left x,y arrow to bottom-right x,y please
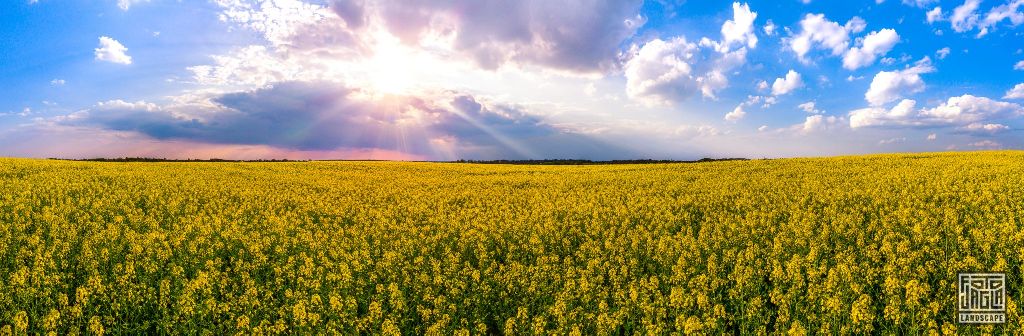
865,57 -> 934,106
625,33 -> 749,105
623,37 -> 700,105
927,7 -> 943,23
800,114 -> 845,132
904,0 -> 939,8
1006,83 -> 1024,99
789,13 -> 850,61
936,47 -> 951,59
763,20 -> 777,36
720,2 -> 758,51
789,13 -> 900,69
757,80 -> 769,91
798,101 -> 823,114
699,70 -> 730,99
980,0 -> 1024,31
951,0 -> 981,33
50,79 -> 66,86
850,99 -> 919,128
959,122 -> 1010,133
844,16 -> 867,34
921,94 -> 1024,124
215,0 -> 346,50
968,140 -> 1002,148
926,133 -> 937,140
724,105 -> 746,122
1015,60 -> 1024,70
188,45 -> 309,86
944,0 -> 1023,36
851,94 -> 1024,128
117,0 -> 148,10
94,36 -> 132,65
878,137 -> 906,144
93,99 -> 161,114
842,29 -> 900,70
771,70 -> 803,96
743,95 -> 763,106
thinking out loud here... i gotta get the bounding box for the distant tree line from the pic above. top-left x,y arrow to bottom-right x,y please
56,157 -> 307,162
49,157 -> 749,164
452,158 -> 749,165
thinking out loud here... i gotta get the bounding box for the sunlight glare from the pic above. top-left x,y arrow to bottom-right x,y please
366,34 -> 418,95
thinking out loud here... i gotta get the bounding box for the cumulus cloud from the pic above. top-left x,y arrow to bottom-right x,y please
763,20 -> 777,36
789,13 -> 898,69
94,36 -> 132,65
921,94 -> 1024,124
724,105 -> 746,122
936,47 -> 951,59
947,0 -> 1023,36
849,99 -> 920,128
633,2 -> 758,104
979,0 -> 1024,35
1015,60 -> 1024,70
850,94 -> 1024,128
798,101 -> 823,114
188,45 -> 313,86
624,37 -> 700,105
844,16 -> 867,34
50,79 -> 66,86
958,122 -> 1010,133
842,29 -> 900,70
951,0 -> 982,32
927,7 -> 943,23
789,14 -> 851,61
800,114 -> 845,133
63,81 -> 624,160
865,57 -> 935,106
720,2 -> 758,51
624,32 -> 749,105
771,70 -> 803,96
1006,83 -> 1024,99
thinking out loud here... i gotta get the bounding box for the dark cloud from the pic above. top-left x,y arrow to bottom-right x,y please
72,81 -> 630,160
330,0 -> 645,73
330,0 -> 366,29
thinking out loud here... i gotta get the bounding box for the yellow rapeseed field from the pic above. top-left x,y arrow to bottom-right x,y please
0,151 -> 1021,335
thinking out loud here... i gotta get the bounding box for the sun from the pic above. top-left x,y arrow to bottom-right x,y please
365,35 -> 418,95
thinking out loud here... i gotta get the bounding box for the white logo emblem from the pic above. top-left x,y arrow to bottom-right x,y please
958,273 -> 1006,324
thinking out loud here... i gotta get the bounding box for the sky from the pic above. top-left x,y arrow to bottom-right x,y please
1,0 -> 1023,160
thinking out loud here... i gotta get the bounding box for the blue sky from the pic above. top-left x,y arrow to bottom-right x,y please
1,0 -> 1022,160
